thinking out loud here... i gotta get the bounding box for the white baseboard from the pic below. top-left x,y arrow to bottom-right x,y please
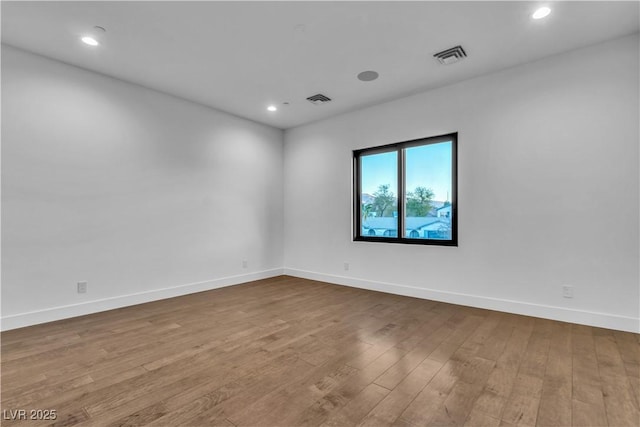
1,268 -> 284,331
4,267 -> 637,334
284,268 -> 640,334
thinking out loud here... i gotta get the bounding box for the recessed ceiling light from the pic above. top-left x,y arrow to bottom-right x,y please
81,36 -> 99,46
267,105 -> 277,112
532,7 -> 551,20
357,71 -> 379,82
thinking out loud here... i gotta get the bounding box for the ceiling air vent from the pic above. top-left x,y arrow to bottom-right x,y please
306,94 -> 332,105
433,45 -> 467,65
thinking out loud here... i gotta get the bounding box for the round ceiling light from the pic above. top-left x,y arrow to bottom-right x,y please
532,7 -> 551,20
81,36 -> 99,46
81,26 -> 105,47
357,71 -> 379,82
267,105 -> 277,112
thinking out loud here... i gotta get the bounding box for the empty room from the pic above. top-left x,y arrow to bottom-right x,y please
1,1 -> 639,426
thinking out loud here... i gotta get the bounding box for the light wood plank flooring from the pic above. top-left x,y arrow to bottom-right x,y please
2,276 -> 639,426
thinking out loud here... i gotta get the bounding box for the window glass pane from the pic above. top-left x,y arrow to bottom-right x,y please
360,151 -> 398,237
404,141 -> 453,240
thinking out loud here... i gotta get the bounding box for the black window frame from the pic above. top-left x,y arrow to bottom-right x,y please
353,132 -> 458,246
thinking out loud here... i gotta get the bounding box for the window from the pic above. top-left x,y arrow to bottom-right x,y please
354,133 -> 457,246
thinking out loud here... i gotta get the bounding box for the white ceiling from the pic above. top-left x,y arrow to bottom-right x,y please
2,1 -> 638,130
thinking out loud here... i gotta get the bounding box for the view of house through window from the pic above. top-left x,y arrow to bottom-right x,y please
354,133 -> 457,246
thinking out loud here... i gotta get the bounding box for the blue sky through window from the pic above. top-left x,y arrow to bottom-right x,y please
361,151 -> 397,197
405,141 -> 452,202
361,141 -> 452,202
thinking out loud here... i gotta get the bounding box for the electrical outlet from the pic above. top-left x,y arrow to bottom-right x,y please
242,260 -> 248,269
77,281 -> 87,294
344,262 -> 349,271
562,285 -> 573,299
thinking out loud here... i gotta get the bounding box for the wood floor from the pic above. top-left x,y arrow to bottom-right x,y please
1,276 -> 639,427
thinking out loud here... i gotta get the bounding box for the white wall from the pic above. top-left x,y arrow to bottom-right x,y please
1,46 -> 284,329
283,34 -> 640,333
3,35 -> 639,333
